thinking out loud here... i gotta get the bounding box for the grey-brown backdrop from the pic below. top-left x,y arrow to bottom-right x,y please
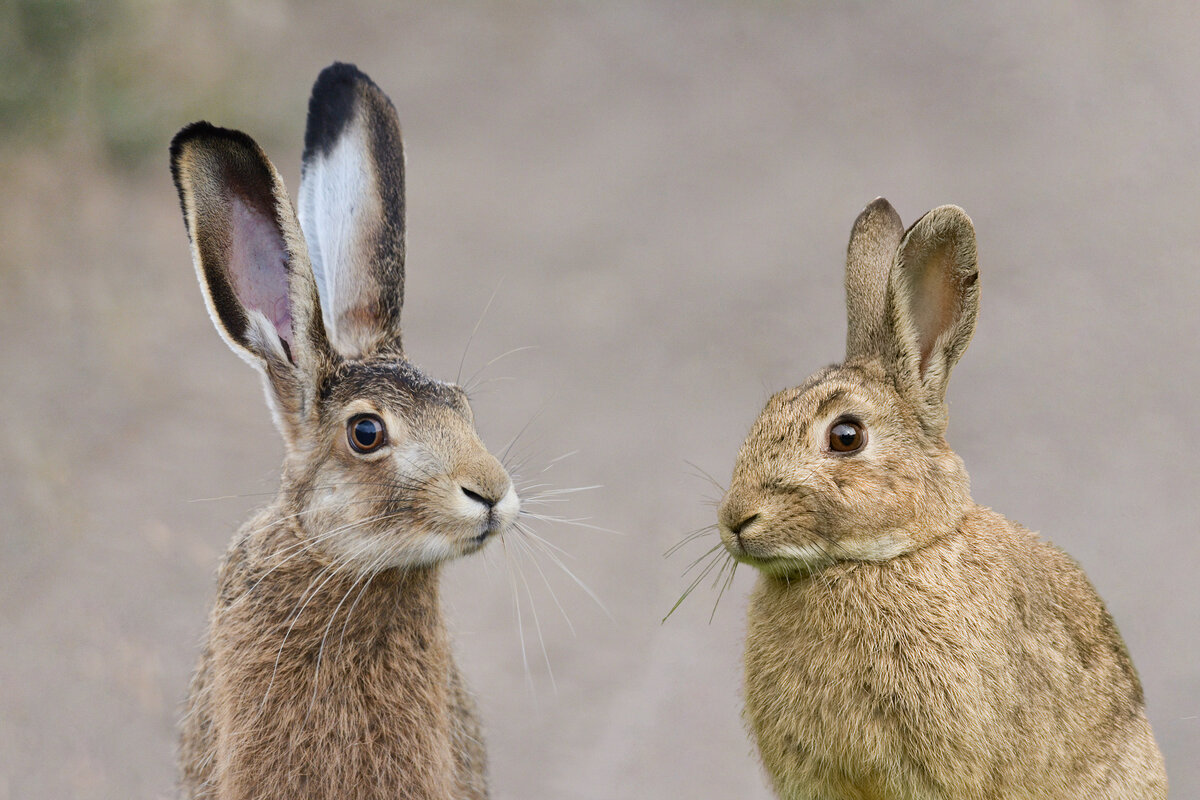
1,3 -> 1196,798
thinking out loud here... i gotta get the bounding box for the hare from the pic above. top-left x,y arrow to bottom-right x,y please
717,199 -> 1166,799
170,63 -> 516,799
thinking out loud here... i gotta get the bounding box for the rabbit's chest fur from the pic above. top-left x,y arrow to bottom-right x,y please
179,517 -> 486,800
743,507 -> 1163,800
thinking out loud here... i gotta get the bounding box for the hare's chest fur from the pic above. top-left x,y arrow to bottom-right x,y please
180,528 -> 475,800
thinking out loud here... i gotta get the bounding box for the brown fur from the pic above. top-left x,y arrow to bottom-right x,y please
179,514 -> 481,800
171,64 -> 514,799
719,199 -> 1166,799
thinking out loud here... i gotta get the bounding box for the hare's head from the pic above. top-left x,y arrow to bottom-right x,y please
170,63 -> 517,569
718,199 -> 980,576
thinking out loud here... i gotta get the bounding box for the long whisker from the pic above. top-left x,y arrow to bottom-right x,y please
511,523 -> 575,560
499,535 -> 533,692
457,281 -> 503,386
304,546 -> 385,721
683,542 -> 725,576
258,553 -> 349,712
225,509 -> 409,611
709,555 -> 736,624
258,515 -> 406,710
684,459 -> 726,494
335,555 -> 384,653
662,546 -> 726,623
500,393 -> 557,465
518,510 -> 621,536
511,530 -> 577,636
664,524 -> 719,557
508,534 -> 557,693
463,345 -> 539,394
514,520 -> 611,620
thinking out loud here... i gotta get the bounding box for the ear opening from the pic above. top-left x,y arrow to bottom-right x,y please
886,205 -> 980,424
298,62 -> 407,359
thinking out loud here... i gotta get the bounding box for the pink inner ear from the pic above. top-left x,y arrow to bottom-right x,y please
909,243 -> 958,373
229,195 -> 294,351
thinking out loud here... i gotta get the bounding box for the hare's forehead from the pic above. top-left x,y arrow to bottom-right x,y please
320,360 -> 468,417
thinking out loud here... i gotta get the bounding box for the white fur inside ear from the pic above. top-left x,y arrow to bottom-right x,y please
243,308 -> 292,366
243,309 -> 296,438
298,119 -> 380,357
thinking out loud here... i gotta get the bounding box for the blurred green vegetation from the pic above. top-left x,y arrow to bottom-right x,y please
0,0 -> 289,170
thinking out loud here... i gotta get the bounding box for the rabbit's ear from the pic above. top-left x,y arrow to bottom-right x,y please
170,123 -> 329,438
298,62 -> 406,359
845,197 -> 905,360
885,205 -> 980,429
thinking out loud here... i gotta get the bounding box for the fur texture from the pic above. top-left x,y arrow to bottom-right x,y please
172,63 -> 511,799
719,199 -> 1166,799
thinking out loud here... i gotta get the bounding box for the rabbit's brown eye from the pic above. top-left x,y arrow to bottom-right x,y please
828,420 -> 866,453
347,414 -> 387,454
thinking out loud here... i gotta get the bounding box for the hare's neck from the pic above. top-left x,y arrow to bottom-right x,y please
236,546 -> 450,674
212,532 -> 459,797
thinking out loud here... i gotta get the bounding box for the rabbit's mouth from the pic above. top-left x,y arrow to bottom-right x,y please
724,534 -> 834,576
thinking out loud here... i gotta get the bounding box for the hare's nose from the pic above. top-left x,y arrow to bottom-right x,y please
460,485 -> 498,509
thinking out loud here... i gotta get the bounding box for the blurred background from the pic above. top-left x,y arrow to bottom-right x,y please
1,2 -> 1197,798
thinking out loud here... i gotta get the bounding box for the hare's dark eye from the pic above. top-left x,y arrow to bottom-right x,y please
828,420 -> 866,453
347,414 -> 387,454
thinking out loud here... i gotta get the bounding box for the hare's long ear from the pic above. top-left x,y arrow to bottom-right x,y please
298,62 -> 406,359
170,122 -> 327,438
845,197 -> 905,360
885,205 -> 980,432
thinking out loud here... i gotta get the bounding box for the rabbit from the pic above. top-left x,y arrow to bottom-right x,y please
170,63 -> 516,799
716,198 -> 1167,799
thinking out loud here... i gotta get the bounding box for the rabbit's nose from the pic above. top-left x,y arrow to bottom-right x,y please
729,513 -> 760,537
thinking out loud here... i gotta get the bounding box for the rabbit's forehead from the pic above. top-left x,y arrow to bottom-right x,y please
762,364 -> 898,426
322,359 -> 467,417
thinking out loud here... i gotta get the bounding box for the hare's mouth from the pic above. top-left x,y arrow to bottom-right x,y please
459,517 -> 509,553
465,527 -> 496,549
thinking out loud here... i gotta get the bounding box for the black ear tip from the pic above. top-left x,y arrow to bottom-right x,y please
169,122 -> 266,180
316,61 -> 370,86
305,61 -> 383,160
170,121 -> 217,162
170,122 -> 260,159
170,121 -> 230,189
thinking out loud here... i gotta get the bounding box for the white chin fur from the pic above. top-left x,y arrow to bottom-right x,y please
751,543 -> 832,576
334,530 -> 458,571
744,535 -> 913,576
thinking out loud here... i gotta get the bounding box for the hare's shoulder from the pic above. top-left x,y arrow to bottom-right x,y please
210,512 -> 300,606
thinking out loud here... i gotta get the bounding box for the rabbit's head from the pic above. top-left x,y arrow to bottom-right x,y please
170,63 -> 517,569
718,199 -> 980,576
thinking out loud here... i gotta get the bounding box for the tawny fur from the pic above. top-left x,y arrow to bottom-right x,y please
179,511 -> 488,800
719,199 -> 1166,799
172,64 -> 510,799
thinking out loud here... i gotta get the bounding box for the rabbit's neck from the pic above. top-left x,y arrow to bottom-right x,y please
207,521 -> 460,798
